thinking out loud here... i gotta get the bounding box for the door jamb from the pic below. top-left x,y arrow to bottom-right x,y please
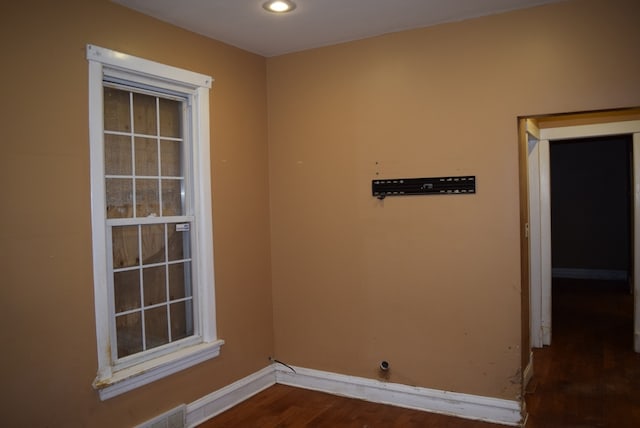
526,119 -> 640,352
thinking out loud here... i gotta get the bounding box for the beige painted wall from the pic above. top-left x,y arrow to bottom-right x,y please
267,0 -> 640,400
0,1 -> 273,427
2,0 -> 640,425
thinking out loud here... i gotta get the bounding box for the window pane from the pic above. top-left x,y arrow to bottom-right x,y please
160,140 -> 181,177
170,300 -> 193,341
116,312 -> 142,358
168,224 -> 190,261
104,87 -> 131,132
114,270 -> 141,313
162,179 -> 183,216
112,225 -> 139,268
145,306 -> 169,349
168,262 -> 192,300
105,134 -> 132,175
135,179 -> 159,217
133,93 -> 157,135
106,178 -> 133,219
135,137 -> 158,176
141,224 -> 165,264
159,98 -> 181,138
143,266 -> 166,306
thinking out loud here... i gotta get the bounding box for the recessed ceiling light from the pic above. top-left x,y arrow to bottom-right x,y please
262,0 -> 296,13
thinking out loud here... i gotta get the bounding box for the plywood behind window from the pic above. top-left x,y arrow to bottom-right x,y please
159,98 -> 181,138
135,137 -> 158,176
105,134 -> 132,176
133,93 -> 157,135
112,226 -> 138,268
104,87 -> 130,132
105,87 -> 189,359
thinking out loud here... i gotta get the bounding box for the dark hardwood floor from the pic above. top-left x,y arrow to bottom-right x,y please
525,278 -> 640,427
199,278 -> 640,427
198,383 -> 505,428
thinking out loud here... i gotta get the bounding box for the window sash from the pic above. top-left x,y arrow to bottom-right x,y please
102,84 -> 198,367
107,220 -> 199,370
102,84 -> 189,220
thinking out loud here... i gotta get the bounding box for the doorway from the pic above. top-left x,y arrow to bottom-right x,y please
524,115 -> 640,354
550,135 -> 632,283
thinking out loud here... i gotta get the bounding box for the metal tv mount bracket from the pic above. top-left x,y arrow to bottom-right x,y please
372,176 -> 476,200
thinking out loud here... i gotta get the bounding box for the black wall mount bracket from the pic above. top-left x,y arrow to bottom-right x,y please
372,176 -> 476,199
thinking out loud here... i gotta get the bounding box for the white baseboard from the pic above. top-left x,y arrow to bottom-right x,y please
275,365 -> 522,426
185,365 -> 276,427
184,364 -> 523,427
552,268 -> 628,281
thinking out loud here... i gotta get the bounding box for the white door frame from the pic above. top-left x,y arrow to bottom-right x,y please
528,119 -> 640,352
527,125 -> 542,348
526,120 -> 553,347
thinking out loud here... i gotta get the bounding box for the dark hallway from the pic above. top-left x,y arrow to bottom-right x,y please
549,135 -> 632,281
525,278 -> 640,427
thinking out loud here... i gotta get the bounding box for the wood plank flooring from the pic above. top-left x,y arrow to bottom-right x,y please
525,278 -> 640,427
198,383 -> 505,428
199,278 -> 640,427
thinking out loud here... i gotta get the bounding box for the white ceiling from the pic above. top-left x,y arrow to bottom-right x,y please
113,0 -> 563,57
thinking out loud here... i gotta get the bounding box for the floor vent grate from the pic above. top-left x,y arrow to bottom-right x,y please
135,404 -> 185,428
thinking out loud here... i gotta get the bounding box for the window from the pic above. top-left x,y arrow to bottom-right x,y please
87,45 -> 223,400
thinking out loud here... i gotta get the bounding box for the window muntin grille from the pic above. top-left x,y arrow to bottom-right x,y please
103,86 -> 195,360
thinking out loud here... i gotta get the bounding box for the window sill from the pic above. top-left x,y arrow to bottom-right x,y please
93,339 -> 224,400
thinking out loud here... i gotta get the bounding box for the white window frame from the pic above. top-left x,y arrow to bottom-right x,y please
87,44 -> 223,400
